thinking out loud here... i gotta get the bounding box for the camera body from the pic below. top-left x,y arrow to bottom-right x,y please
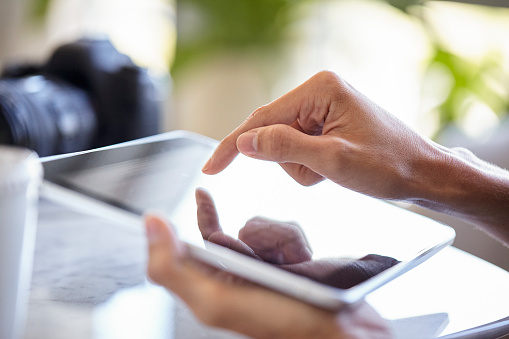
0,39 -> 160,157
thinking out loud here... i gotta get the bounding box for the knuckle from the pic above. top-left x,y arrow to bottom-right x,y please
249,104 -> 268,120
313,70 -> 350,100
451,147 -> 475,159
291,166 -> 324,187
245,216 -> 269,225
295,173 -> 322,187
315,70 -> 339,82
328,137 -> 349,167
199,201 -> 216,216
281,221 -> 304,238
239,105 -> 269,131
314,70 -> 343,88
286,220 -> 301,228
240,216 -> 269,237
261,125 -> 290,161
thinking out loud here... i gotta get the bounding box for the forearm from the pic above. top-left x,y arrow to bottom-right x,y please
407,142 -> 509,245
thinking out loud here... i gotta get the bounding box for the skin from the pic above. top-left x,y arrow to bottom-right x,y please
145,71 -> 509,338
202,71 -> 509,245
145,212 -> 394,339
195,188 -> 399,289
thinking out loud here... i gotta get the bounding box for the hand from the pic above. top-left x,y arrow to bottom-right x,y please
196,188 -> 399,289
200,71 -> 509,244
144,213 -> 394,339
201,71 -> 436,200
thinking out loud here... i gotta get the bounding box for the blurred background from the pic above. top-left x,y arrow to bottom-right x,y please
1,0 -> 508,270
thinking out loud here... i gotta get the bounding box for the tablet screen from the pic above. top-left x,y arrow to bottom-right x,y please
42,132 -> 455,294
43,137 -> 214,215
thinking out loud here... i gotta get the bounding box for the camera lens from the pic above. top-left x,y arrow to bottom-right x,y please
0,113 -> 13,145
0,75 -> 98,157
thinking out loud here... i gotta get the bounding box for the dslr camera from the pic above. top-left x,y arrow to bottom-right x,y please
0,39 -> 160,157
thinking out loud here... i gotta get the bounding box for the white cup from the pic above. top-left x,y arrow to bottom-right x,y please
0,146 -> 42,339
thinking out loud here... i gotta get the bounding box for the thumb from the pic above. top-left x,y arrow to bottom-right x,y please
236,124 -> 334,170
144,213 -> 185,286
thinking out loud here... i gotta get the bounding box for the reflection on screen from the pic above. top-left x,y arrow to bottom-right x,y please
42,135 -> 453,290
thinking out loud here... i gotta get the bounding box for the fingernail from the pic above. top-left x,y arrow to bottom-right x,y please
146,217 -> 161,244
195,188 -> 204,202
202,158 -> 212,172
237,132 -> 258,155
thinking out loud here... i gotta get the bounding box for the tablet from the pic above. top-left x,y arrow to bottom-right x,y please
40,130 -> 456,311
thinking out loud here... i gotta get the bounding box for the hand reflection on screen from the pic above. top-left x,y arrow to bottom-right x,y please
196,188 -> 399,289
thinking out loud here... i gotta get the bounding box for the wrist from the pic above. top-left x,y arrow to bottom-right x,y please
407,143 -> 509,242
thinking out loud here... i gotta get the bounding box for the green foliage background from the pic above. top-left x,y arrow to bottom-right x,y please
172,0 -> 310,76
29,0 -> 509,135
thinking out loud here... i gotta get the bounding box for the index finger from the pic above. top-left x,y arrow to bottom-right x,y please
201,103 -> 297,175
196,188 -> 222,239
201,74 -> 327,175
202,71 -> 345,175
